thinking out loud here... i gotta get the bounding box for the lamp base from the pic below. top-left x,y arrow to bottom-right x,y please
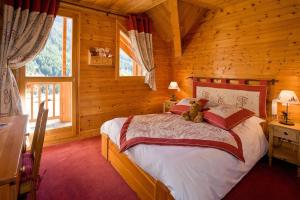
279,120 -> 295,126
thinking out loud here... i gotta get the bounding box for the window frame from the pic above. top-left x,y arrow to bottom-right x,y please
115,21 -> 145,79
19,7 -> 80,143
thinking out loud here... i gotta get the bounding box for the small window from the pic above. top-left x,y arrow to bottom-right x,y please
118,29 -> 145,77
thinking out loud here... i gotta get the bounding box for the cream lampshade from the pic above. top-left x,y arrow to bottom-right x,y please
168,81 -> 180,101
277,90 -> 300,125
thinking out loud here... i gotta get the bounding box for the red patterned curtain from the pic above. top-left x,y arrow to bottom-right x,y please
128,14 -> 156,91
0,0 -> 59,116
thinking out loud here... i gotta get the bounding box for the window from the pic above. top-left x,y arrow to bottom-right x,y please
23,11 -> 77,136
118,28 -> 145,77
26,16 -> 72,77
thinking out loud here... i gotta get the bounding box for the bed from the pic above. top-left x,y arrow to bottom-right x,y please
100,78 -> 271,200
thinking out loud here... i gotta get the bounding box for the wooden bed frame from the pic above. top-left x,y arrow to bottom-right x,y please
101,124 -> 268,200
100,77 -> 274,200
101,133 -> 174,200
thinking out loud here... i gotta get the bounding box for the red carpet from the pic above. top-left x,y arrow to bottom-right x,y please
38,137 -> 137,200
38,137 -> 300,200
224,157 -> 300,200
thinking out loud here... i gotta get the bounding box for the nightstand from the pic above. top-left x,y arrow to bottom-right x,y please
268,121 -> 300,177
163,100 -> 178,113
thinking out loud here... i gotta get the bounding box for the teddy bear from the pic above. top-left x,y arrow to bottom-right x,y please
182,100 -> 204,123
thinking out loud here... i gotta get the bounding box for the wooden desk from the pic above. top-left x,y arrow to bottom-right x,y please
0,115 -> 28,200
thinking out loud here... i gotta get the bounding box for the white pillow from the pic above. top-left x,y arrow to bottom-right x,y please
177,98 -> 196,106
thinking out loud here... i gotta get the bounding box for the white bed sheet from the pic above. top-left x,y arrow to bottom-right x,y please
100,116 -> 268,200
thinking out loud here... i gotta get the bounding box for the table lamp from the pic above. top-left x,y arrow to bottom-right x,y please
168,81 -> 180,101
278,90 -> 300,125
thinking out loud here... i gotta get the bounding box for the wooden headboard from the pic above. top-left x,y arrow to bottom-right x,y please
191,77 -> 277,119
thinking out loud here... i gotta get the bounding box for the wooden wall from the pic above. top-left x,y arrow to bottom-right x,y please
75,7 -> 171,136
0,1 -> 171,138
0,0 -> 3,42
172,0 -> 300,121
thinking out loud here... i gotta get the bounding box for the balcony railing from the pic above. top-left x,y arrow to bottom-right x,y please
25,82 -> 72,127
26,82 -> 61,122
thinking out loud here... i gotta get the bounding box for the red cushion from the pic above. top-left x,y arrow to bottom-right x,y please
21,152 -> 33,182
198,98 -> 209,107
204,105 -> 255,130
169,105 -> 190,115
23,152 -> 32,158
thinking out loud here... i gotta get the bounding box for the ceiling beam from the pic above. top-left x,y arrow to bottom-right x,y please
167,0 -> 182,57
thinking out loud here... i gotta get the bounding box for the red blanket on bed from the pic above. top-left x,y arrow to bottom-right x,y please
120,114 -> 244,162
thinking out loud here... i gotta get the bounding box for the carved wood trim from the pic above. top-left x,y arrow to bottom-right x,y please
188,77 -> 278,85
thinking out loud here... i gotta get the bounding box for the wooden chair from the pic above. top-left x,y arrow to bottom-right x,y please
19,107 -> 48,200
24,101 -> 45,152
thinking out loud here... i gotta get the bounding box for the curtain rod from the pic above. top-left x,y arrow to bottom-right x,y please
60,0 -> 128,18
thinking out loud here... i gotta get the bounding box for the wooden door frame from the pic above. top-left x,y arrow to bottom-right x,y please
18,7 -> 81,144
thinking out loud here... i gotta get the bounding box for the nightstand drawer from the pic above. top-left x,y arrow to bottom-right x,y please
273,126 -> 299,142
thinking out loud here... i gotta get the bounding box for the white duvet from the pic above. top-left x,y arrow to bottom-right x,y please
100,115 -> 268,200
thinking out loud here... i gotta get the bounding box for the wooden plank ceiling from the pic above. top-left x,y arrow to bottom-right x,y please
61,0 -> 167,14
62,0 -> 240,56
147,0 -> 208,56
62,0 -> 240,13
181,0 -> 241,8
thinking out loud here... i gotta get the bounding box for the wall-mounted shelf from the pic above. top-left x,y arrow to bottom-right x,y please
88,48 -> 113,66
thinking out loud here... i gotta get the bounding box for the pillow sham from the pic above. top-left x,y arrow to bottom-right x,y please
203,104 -> 255,130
